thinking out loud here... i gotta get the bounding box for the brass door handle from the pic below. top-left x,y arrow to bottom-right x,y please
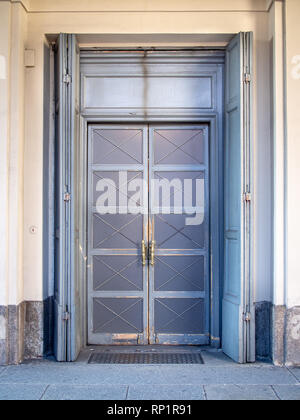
142,240 -> 147,266
150,241 -> 156,266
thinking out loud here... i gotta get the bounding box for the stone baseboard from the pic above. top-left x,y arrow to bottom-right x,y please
24,301 -> 43,360
285,306 -> 300,366
271,304 -> 300,366
0,301 -> 44,365
271,305 -> 286,366
246,302 -> 300,366
0,306 -> 8,365
0,303 -> 25,365
1,300 -> 300,366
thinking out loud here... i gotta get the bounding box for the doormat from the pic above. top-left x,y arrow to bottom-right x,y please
88,352 -> 204,364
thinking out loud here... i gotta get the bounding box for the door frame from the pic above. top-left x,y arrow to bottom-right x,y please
78,49 -> 225,349
50,47 -> 228,358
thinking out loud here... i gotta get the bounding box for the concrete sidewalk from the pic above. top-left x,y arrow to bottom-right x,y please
0,349 -> 299,400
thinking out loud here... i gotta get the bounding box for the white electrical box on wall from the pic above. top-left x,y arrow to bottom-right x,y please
0,55 -> 6,79
24,49 -> 35,67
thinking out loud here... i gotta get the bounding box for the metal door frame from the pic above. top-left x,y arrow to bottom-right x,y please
75,49 -> 225,349
86,123 -> 213,345
81,117 -> 223,349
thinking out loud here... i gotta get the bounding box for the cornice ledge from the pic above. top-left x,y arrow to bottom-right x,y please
5,0 -> 279,14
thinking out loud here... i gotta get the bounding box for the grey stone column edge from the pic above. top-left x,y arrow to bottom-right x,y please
247,302 -> 300,366
271,305 -> 285,366
0,306 -> 8,365
285,306 -> 300,366
0,303 -> 25,365
24,301 -> 44,360
0,301 -> 45,365
271,304 -> 300,366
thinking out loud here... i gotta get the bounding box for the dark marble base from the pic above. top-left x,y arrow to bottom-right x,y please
43,296 -> 54,357
255,301 -> 272,361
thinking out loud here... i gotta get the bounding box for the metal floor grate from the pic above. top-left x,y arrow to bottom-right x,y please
88,352 -> 204,364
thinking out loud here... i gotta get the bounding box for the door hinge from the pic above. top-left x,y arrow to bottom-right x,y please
243,192 -> 252,202
244,73 -> 251,83
63,74 -> 71,84
243,312 -> 251,322
64,192 -> 71,202
62,312 -> 70,321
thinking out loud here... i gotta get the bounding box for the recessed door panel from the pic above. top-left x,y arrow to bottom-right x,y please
92,128 -> 144,165
154,298 -> 206,334
154,256 -> 205,292
93,256 -> 144,292
92,298 -> 144,334
92,213 -> 144,249
153,129 -> 206,165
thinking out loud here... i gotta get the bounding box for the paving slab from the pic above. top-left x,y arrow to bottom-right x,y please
127,385 -> 205,400
0,384 -> 47,400
273,385 -> 300,400
159,366 -> 297,385
204,385 -> 278,400
289,368 -> 300,382
0,359 -> 297,390
0,363 -> 297,386
0,363 -> 165,385
42,384 -> 128,400
200,350 -> 238,366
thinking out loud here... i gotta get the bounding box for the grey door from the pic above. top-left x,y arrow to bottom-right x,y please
88,124 -> 209,345
54,34 -> 81,361
54,33 -> 69,361
149,126 -> 209,345
88,125 -> 148,345
222,32 -> 254,363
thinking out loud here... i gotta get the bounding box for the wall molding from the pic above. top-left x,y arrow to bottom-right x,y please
10,0 -> 29,13
7,0 -> 273,14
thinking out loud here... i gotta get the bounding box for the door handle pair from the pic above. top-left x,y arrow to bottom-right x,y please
150,240 -> 155,266
142,240 -> 147,266
141,240 -> 155,266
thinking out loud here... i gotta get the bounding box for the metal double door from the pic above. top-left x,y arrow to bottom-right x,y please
88,124 -> 210,345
